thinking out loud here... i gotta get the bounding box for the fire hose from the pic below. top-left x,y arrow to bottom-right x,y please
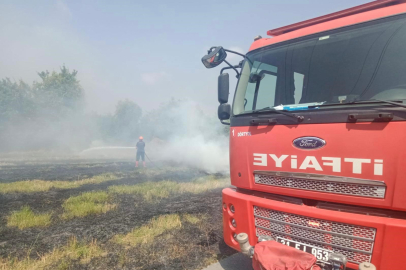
144,152 -> 156,167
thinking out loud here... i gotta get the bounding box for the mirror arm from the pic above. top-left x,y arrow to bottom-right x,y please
220,65 -> 240,74
224,59 -> 240,78
208,47 -> 245,58
224,49 -> 246,58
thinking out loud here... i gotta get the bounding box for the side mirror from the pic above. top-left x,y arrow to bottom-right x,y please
218,103 -> 231,120
218,73 -> 229,104
201,47 -> 227,68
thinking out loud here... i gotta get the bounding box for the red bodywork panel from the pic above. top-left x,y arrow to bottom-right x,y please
267,0 -> 406,36
222,1 -> 406,268
223,188 -> 406,270
250,3 -> 406,52
230,123 -> 406,211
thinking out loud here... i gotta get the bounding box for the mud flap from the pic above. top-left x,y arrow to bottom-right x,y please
252,241 -> 321,270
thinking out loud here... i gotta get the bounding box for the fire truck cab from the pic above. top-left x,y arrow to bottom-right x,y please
202,1 -> 406,269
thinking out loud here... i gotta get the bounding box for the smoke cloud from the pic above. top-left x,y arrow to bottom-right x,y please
146,100 -> 229,173
80,100 -> 230,174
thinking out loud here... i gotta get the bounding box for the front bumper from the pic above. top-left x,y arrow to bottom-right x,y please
222,187 -> 406,270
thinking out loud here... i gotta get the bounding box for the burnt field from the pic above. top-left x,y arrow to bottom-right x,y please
0,160 -> 235,270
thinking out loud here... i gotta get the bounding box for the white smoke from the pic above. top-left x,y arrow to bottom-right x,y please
78,100 -> 230,174
146,100 -> 230,174
159,135 -> 229,174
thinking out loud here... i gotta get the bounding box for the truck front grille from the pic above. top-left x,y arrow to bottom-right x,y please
255,171 -> 386,198
254,206 -> 376,264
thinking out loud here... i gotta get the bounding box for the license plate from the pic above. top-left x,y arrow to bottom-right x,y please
276,237 -> 331,262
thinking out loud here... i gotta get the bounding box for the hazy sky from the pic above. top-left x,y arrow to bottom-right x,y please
0,0 -> 370,114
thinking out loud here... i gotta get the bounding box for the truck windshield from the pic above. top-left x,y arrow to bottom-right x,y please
233,15 -> 406,115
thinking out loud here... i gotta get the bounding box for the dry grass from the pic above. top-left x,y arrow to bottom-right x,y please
0,237 -> 103,270
203,254 -> 221,267
113,214 -> 182,246
109,175 -> 229,202
113,213 -> 211,269
131,166 -> 191,177
6,206 -> 52,230
0,173 -> 119,194
178,175 -> 229,194
61,191 -> 116,219
182,213 -> 203,225
108,181 -> 177,201
113,213 -> 207,247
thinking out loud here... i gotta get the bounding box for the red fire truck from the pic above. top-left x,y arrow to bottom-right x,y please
202,1 -> 406,269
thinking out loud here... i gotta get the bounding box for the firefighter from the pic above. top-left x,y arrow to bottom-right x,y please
135,136 -> 146,168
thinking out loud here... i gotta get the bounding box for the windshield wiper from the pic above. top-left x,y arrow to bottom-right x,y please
312,99 -> 406,108
250,107 -> 305,122
371,99 -> 406,108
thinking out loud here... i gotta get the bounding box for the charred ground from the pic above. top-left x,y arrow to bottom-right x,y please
0,160 -> 235,270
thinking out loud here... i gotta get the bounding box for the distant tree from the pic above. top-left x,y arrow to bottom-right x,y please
139,98 -> 181,140
114,99 -> 142,125
92,113 -> 114,143
32,65 -> 84,118
0,78 -> 33,127
112,99 -> 142,142
0,66 -> 88,151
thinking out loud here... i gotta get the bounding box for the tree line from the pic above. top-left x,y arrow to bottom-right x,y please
0,66 -> 226,152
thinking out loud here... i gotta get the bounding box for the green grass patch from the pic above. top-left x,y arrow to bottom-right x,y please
113,214 -> 182,246
0,237 -> 103,270
113,213 -> 205,247
108,175 -> 229,202
108,181 -> 176,201
182,213 -> 203,224
7,206 -> 51,229
129,166 -> 191,177
0,173 -> 119,194
61,191 -> 116,219
62,237 -> 103,264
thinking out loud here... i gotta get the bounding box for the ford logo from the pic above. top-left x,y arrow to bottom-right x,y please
293,137 -> 326,150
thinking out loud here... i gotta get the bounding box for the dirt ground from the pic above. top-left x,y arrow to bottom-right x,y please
0,159 -> 236,270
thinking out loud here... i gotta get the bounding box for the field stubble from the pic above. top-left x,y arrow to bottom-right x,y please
0,160 -> 235,270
